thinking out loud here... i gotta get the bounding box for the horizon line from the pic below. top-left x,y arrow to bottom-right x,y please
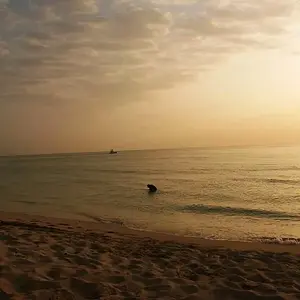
0,143 -> 299,158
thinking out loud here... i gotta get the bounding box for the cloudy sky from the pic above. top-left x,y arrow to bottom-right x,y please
1,0 -> 300,155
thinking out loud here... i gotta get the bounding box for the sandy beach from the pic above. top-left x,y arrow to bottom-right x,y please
1,212 -> 300,300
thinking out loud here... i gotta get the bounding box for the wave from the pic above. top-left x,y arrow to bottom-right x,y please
11,200 -> 52,206
76,212 -> 125,225
233,177 -> 300,185
84,168 -> 167,176
178,204 -> 300,220
11,200 -> 37,205
257,237 -> 300,245
244,166 -> 300,172
263,178 -> 300,184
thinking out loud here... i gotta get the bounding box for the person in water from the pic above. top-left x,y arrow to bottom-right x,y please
147,184 -> 157,193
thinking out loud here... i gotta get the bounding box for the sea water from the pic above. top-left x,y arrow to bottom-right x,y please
1,146 -> 300,244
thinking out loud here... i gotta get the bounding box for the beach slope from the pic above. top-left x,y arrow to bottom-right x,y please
1,212 -> 300,300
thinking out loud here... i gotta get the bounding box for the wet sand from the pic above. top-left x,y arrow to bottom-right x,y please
1,211 -> 300,299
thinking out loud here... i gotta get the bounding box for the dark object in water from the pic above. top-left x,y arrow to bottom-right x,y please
109,149 -> 117,154
147,184 -> 157,193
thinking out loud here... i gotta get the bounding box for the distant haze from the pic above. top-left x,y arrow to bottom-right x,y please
1,0 -> 300,155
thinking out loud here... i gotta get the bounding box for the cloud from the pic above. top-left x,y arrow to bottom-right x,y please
0,0 -> 299,106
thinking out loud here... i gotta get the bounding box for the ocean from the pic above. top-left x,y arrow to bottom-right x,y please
1,146 -> 300,244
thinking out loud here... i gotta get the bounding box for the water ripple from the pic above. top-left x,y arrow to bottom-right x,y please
178,204 -> 300,220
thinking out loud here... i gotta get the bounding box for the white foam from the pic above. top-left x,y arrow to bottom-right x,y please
258,236 -> 300,245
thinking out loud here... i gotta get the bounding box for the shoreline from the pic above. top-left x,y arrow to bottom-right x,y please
1,211 -> 300,254
1,211 -> 300,299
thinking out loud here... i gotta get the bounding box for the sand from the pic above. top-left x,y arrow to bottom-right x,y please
1,212 -> 300,300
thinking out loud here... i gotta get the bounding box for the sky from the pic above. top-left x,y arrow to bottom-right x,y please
0,0 -> 300,155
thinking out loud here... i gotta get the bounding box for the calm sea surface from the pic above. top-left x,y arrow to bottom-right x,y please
1,146 -> 300,244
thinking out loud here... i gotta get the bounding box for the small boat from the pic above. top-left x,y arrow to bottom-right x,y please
109,149 -> 117,154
